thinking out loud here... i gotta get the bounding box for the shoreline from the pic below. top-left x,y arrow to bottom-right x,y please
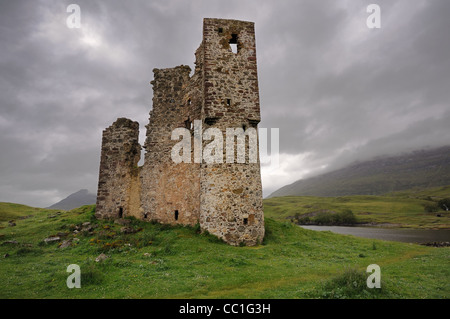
296,221 -> 450,230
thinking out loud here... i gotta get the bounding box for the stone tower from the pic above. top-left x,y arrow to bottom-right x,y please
95,118 -> 141,220
95,18 -> 264,246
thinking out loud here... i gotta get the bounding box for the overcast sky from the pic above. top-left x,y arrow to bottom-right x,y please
1,0 -> 449,207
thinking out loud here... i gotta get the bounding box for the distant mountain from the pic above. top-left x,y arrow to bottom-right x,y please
268,146 -> 450,198
47,189 -> 96,210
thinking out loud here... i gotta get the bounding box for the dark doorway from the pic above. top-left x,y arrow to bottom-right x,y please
175,210 -> 179,221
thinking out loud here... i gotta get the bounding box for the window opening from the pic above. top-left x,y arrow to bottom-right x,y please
229,33 -> 238,54
175,210 -> 179,221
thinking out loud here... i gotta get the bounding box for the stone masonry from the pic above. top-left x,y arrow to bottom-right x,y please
95,18 -> 264,246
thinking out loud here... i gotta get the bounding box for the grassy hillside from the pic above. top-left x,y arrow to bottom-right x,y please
0,205 -> 448,298
269,146 -> 450,198
0,202 -> 59,222
264,185 -> 450,229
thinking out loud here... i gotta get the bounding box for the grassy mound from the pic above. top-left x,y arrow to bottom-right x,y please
0,202 -> 60,222
0,204 -> 448,298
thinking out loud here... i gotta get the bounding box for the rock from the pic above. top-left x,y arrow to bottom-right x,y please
120,226 -> 136,234
82,222 -> 91,227
72,238 -> 80,242
57,232 -> 68,237
420,241 -> 450,247
2,240 -> 19,245
44,236 -> 61,243
143,253 -> 152,257
18,215 -> 33,220
8,220 -> 16,227
95,253 -> 109,262
115,219 -> 131,226
59,240 -> 72,249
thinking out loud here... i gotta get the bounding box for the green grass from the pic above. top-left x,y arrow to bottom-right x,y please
264,185 -> 450,229
0,202 -> 61,222
0,204 -> 448,298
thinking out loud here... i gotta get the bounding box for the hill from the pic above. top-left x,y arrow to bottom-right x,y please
263,185 -> 450,229
47,189 -> 96,210
269,146 -> 450,198
0,205 -> 448,299
0,202 -> 58,222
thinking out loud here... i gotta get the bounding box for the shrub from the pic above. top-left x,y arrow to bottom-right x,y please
319,267 -> 387,299
423,203 -> 439,213
81,263 -> 104,285
314,212 -> 334,225
339,209 -> 357,224
313,209 -> 357,225
297,216 -> 311,225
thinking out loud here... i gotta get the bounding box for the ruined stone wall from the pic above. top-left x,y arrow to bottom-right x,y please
95,18 -> 264,246
95,118 -> 141,220
199,18 -> 264,246
140,66 -> 201,225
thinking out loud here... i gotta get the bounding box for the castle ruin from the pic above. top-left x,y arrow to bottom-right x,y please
95,18 -> 264,246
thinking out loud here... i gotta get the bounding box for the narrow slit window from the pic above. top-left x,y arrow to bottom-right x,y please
174,210 -> 179,221
226,99 -> 231,106
119,207 -> 123,218
218,27 -> 223,34
243,218 -> 248,225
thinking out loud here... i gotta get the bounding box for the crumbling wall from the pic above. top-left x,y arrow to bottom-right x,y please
95,118 -> 141,220
140,66 -> 201,225
95,18 -> 265,246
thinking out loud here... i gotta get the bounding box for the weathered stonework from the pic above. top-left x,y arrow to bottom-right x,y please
95,18 -> 264,246
95,118 -> 141,220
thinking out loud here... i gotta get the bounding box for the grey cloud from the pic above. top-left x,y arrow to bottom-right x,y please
0,0 -> 449,206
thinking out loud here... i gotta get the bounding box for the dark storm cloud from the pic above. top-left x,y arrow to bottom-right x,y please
0,0 -> 449,205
